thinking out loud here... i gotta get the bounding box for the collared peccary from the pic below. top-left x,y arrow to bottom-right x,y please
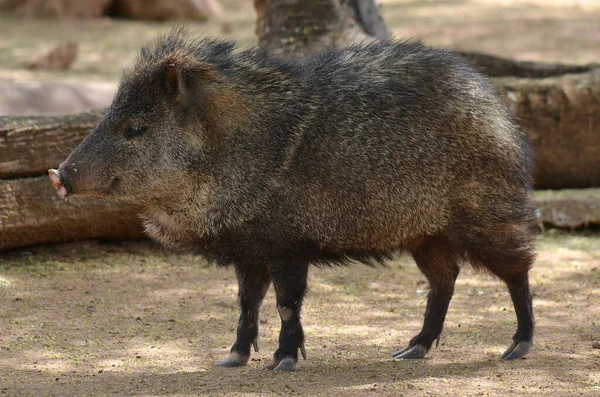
48,29 -> 536,371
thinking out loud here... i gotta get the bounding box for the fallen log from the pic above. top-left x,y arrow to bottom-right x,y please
0,176 -> 143,251
0,111 -> 144,251
0,110 -> 103,178
493,68 -> 600,189
534,189 -> 600,229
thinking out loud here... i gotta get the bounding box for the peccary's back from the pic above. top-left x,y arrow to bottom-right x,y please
271,41 -> 533,252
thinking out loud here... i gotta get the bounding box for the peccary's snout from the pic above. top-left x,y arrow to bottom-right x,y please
48,122 -> 118,200
49,156 -> 107,199
48,168 -> 70,200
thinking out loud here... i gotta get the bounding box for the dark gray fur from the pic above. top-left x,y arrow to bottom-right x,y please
56,29 -> 536,369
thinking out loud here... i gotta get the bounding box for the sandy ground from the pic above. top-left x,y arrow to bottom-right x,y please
1,232 -> 599,396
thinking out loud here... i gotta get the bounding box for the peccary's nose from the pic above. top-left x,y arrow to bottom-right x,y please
48,168 -> 70,200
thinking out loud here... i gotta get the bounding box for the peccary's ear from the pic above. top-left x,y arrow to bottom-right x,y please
165,64 -> 186,101
164,62 -> 221,105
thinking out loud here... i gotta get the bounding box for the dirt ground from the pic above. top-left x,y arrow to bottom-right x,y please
1,0 -> 600,396
1,232 -> 599,396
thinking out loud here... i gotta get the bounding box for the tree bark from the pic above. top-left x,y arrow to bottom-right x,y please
253,0 -> 387,59
495,69 -> 600,189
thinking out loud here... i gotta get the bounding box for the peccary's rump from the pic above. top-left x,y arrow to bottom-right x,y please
51,30 -> 536,368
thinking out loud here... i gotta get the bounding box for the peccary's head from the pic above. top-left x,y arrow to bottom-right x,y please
49,31 -> 243,207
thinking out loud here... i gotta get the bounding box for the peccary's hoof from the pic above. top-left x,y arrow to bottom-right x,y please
216,352 -> 249,367
263,357 -> 296,371
273,357 -> 296,371
501,341 -> 532,360
392,344 -> 428,359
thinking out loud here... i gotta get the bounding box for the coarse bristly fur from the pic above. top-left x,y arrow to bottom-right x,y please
55,28 -> 537,369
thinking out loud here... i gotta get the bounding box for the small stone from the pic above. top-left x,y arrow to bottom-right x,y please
592,341 -> 600,349
26,42 -> 78,71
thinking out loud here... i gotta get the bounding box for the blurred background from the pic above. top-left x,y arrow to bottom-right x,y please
1,0 -> 599,115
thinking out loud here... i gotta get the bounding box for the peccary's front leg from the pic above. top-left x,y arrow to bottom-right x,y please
217,263 -> 271,367
264,261 -> 309,372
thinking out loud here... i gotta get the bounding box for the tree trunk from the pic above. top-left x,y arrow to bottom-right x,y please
253,0 -> 388,59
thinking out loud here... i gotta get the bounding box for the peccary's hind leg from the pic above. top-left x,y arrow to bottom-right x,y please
264,260 -> 309,372
393,236 -> 460,359
498,274 -> 534,359
467,224 -> 535,360
217,263 -> 271,367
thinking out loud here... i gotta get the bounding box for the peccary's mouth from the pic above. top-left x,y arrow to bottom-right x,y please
48,168 -> 121,200
48,169 -> 69,200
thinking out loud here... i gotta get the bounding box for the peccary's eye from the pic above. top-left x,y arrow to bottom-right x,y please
125,126 -> 148,140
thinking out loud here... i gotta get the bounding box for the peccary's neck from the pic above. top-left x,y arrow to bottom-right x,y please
203,57 -> 311,174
